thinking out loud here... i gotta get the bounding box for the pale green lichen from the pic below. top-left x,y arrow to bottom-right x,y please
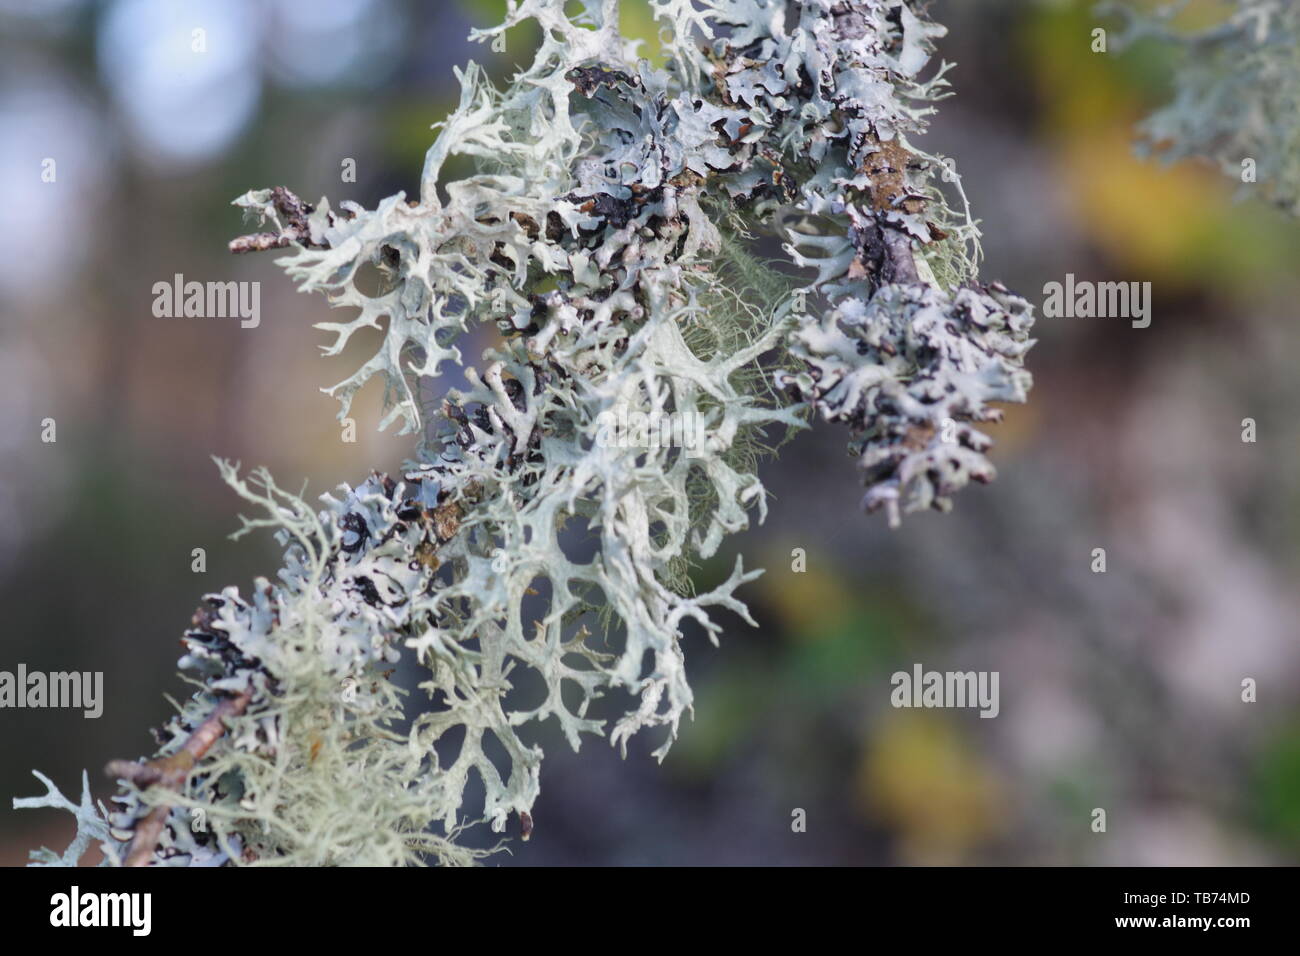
17,0 -> 1034,865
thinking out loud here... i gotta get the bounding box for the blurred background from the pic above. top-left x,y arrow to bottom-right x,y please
2,0 -> 1298,866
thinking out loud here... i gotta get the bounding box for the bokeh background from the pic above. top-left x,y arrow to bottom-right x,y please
2,0 -> 1298,866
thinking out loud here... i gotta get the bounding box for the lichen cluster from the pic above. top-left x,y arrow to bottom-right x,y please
18,0 -> 1034,866
1105,0 -> 1300,216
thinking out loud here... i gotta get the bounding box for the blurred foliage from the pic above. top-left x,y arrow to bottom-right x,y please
1026,1 -> 1299,287
1252,728 -> 1300,845
859,712 -> 1006,864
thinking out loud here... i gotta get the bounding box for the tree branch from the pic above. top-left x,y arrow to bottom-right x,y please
105,688 -> 252,867
229,186 -> 331,254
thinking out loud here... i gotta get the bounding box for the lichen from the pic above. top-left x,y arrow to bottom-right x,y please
1104,0 -> 1300,217
17,0 -> 1034,866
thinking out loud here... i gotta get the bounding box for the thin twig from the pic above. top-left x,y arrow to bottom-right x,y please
106,689 -> 252,867
229,186 -> 331,254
